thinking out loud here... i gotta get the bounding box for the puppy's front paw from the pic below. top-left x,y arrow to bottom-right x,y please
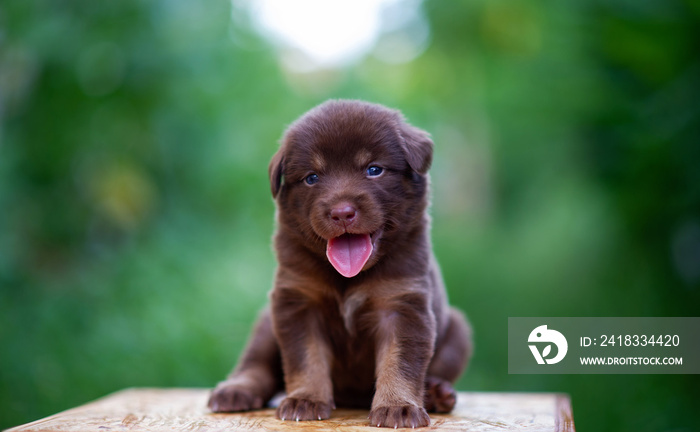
208,381 -> 265,413
369,405 -> 430,428
276,397 -> 333,421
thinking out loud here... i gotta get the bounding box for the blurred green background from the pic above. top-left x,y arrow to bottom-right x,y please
1,0 -> 699,430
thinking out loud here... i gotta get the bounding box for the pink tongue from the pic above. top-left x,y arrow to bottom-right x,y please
326,233 -> 373,278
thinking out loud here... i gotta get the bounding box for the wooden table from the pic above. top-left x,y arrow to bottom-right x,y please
7,388 -> 575,432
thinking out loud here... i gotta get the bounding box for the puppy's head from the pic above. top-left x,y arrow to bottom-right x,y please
269,100 -> 433,278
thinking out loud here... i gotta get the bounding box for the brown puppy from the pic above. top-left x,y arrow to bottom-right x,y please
208,100 -> 472,428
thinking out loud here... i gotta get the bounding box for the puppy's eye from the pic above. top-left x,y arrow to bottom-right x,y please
305,173 -> 319,185
366,166 -> 384,177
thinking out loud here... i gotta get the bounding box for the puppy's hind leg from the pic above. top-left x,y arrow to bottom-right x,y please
209,308 -> 282,412
424,308 -> 472,413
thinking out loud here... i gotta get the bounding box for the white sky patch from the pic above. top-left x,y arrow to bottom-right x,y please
236,0 -> 427,71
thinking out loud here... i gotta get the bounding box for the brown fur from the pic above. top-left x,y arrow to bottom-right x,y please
209,100 -> 472,428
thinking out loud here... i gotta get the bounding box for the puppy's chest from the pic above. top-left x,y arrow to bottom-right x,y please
323,291 -> 374,349
338,291 -> 369,333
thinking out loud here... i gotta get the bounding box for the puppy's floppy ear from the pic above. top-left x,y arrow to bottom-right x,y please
268,149 -> 284,198
398,122 -> 434,175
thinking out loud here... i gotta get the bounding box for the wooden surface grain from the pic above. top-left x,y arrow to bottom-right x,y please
7,388 -> 575,432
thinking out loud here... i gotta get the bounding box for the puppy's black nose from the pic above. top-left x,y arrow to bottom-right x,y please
330,204 -> 357,226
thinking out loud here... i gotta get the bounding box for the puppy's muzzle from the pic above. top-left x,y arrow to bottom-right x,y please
329,203 -> 357,228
